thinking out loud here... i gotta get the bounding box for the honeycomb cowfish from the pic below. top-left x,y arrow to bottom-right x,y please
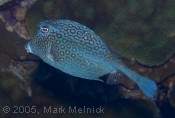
25,19 -> 157,98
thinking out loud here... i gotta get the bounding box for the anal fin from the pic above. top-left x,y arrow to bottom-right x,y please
106,70 -> 123,85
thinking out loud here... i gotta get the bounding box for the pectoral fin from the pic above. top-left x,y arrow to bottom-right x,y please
46,46 -> 54,62
47,53 -> 54,62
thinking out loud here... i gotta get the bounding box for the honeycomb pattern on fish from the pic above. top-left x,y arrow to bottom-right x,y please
29,20 -> 115,80
26,19 -> 157,98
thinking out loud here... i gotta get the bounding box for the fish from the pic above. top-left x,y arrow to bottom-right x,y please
25,19 -> 157,98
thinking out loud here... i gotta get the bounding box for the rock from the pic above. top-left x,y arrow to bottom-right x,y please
0,0 -> 36,39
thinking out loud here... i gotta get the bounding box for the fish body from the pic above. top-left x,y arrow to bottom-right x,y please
25,19 -> 157,98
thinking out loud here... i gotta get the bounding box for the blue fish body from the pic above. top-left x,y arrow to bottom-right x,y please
25,19 -> 157,98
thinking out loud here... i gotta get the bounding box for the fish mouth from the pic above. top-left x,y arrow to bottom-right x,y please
25,43 -> 33,53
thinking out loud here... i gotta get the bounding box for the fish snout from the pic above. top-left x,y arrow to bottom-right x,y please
25,43 -> 33,53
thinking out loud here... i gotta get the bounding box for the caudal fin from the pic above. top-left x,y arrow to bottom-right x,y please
110,66 -> 157,98
134,75 -> 157,98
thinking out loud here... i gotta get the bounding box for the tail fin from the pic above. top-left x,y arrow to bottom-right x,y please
134,75 -> 157,98
115,67 -> 157,98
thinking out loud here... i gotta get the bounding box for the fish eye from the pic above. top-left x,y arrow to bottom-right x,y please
41,26 -> 49,33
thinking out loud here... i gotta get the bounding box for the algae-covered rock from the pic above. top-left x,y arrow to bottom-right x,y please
26,0 -> 175,66
98,0 -> 175,66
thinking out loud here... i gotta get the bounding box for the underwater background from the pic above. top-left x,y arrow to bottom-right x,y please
0,0 -> 175,118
